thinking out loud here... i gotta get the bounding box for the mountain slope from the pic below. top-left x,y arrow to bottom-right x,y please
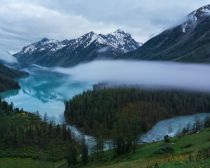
122,5 -> 210,62
15,30 -> 141,67
0,64 -> 28,92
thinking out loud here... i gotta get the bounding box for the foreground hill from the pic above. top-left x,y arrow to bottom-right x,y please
0,64 -> 28,92
0,99 -> 79,167
122,5 -> 210,63
2,128 -> 210,168
15,30 -> 141,67
84,128 -> 210,168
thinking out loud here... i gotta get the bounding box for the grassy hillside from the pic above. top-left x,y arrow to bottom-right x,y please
84,129 -> 210,168
0,158 -> 67,168
1,128 -> 210,168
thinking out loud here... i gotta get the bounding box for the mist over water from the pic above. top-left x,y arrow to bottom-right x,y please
1,61 -> 210,145
2,60 -> 210,121
0,65 -> 93,122
54,60 -> 210,92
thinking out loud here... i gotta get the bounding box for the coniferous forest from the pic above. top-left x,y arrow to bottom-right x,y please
0,64 -> 28,92
65,88 -> 210,155
0,98 -> 79,163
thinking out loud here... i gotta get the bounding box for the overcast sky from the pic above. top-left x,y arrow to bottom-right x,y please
0,0 -> 209,62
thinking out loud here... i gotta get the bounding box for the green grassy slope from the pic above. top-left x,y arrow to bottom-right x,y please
0,158 -> 67,168
84,129 -> 210,168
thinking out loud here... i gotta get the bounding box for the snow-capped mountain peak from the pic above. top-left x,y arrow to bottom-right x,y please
182,4 -> 210,33
189,4 -> 210,19
75,31 -> 100,48
19,30 -> 141,55
106,30 -> 140,52
15,29 -> 141,67
21,38 -> 66,54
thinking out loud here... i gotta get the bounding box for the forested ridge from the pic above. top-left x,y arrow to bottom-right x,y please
65,88 -> 210,135
0,98 -> 79,163
0,64 -> 28,92
0,75 -> 20,92
64,88 -> 210,155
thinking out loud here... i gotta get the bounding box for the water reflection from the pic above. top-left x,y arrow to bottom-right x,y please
1,66 -> 92,122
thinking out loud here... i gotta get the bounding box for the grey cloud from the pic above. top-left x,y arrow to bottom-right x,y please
54,60 -> 210,92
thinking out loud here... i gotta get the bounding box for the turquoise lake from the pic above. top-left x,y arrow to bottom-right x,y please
0,65 -> 92,123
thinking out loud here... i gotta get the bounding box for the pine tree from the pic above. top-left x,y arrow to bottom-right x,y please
67,144 -> 78,167
81,136 -> 88,165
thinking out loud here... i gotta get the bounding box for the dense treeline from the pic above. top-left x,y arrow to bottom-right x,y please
65,88 -> 210,135
0,75 -> 20,92
65,88 -> 210,155
0,64 -> 27,79
0,98 -> 78,162
0,64 -> 28,92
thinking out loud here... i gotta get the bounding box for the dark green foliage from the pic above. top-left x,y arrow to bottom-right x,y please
204,116 -> 210,128
65,88 -> 210,136
112,106 -> 142,155
0,99 -> 78,162
164,135 -> 170,143
192,117 -> 203,132
181,144 -> 193,149
65,88 -> 210,156
153,145 -> 174,155
0,75 -> 20,92
66,144 -> 78,167
81,136 -> 88,165
0,64 -> 28,79
0,64 -> 28,92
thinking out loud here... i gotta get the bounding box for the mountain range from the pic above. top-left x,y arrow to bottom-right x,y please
15,30 -> 141,67
14,4 -> 210,67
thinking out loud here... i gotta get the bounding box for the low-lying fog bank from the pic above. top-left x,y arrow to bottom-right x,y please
54,60 -> 210,92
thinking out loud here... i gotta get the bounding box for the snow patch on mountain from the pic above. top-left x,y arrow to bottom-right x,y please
22,38 -> 67,54
18,30 -> 141,56
182,4 -> 210,33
